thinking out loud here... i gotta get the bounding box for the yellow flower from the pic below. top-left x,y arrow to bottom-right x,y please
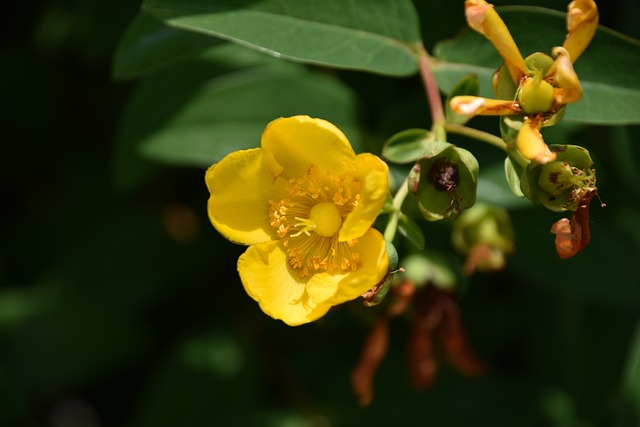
205,116 -> 390,326
451,0 -> 598,164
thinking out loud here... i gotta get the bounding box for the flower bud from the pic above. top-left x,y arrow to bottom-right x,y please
451,203 -> 515,275
529,144 -> 596,212
408,142 -> 479,221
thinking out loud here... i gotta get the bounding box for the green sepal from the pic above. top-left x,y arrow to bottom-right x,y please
362,241 -> 399,307
504,157 -> 525,198
382,129 -> 432,164
398,214 -> 425,250
523,52 -> 554,77
493,63 -> 517,101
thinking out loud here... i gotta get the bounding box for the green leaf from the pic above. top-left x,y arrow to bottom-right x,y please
112,11 -> 223,80
621,321 -> 640,419
446,73 -> 480,125
142,0 -> 421,76
382,128 -> 432,164
115,45 -> 360,177
432,6 -> 640,124
141,72 -> 359,167
398,214 -> 425,249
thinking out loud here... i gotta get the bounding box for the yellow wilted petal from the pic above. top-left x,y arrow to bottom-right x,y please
238,241 -> 332,326
307,228 -> 388,306
552,46 -> 583,104
450,95 -> 521,117
206,148 -> 276,246
516,119 -> 557,164
339,153 -> 389,242
261,115 -> 356,180
563,0 -> 598,63
465,0 -> 527,83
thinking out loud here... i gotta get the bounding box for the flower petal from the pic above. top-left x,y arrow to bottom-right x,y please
238,241 -> 331,326
465,0 -> 527,83
450,96 -> 521,117
563,0 -> 598,63
516,118 -> 557,164
339,153 -> 389,242
307,228 -> 388,306
206,148 -> 275,246
551,47 -> 583,104
261,115 -> 356,180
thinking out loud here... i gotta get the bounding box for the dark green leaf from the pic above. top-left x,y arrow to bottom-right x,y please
142,0 -> 421,76
381,128 -> 432,164
112,11 -> 223,80
621,322 -> 640,419
432,7 -> 640,124
116,45 -> 360,172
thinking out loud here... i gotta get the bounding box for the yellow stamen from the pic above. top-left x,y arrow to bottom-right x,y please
267,164 -> 362,277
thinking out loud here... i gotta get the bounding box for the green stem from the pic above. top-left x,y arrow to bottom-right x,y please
382,46 -> 445,243
384,177 -> 410,242
445,122 -> 507,152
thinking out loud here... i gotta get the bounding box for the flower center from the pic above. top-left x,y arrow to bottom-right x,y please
267,164 -> 362,278
308,202 -> 342,237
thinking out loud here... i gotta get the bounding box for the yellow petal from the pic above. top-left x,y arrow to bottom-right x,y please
339,153 -> 389,242
516,118 -> 557,164
261,115 -> 356,180
206,148 -> 275,246
563,0 -> 598,63
307,228 -> 388,306
238,241 -> 331,326
450,95 -> 521,117
465,0 -> 527,83
551,47 -> 583,104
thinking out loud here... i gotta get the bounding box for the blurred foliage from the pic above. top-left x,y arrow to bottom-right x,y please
2,0 -> 640,426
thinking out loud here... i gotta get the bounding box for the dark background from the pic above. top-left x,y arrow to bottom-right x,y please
2,1 -> 640,426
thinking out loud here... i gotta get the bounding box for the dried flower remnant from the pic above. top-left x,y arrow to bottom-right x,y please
550,189 -> 600,259
351,318 -> 389,406
409,287 -> 487,390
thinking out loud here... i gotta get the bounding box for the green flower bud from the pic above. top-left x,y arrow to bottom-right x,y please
408,142 -> 479,221
528,144 -> 596,212
401,252 -> 457,291
451,203 -> 515,275
362,241 -> 399,307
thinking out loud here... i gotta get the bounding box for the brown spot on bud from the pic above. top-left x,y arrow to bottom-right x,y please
427,158 -> 463,217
